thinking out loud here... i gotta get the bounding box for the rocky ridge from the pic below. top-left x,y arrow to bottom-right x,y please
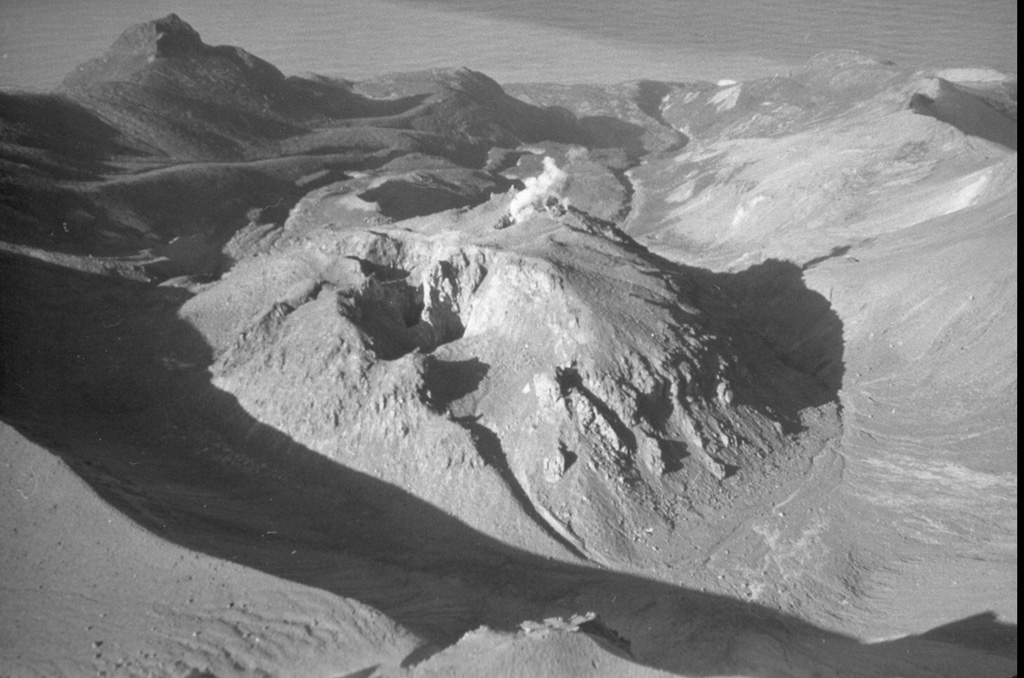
0,15 -> 1016,678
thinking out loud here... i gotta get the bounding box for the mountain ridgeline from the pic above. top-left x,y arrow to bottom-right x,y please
0,14 -> 1017,678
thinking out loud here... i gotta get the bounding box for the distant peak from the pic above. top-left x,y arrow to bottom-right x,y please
148,14 -> 204,56
60,14 -> 206,89
60,14 -> 284,95
106,13 -> 205,59
155,12 -> 187,26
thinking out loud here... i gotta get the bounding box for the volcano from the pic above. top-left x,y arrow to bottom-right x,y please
0,16 -> 1016,678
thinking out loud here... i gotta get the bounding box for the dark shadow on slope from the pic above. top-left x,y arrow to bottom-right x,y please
910,79 -> 1017,151
0,91 -> 144,168
0,140 -> 395,259
658,440 -> 690,474
633,80 -> 675,129
568,218 -> 844,434
343,280 -> 424,360
918,612 -> 1018,658
707,259 -> 845,398
338,666 -> 380,678
674,257 -> 842,434
356,172 -> 515,221
579,116 -> 648,159
556,365 -> 638,452
802,244 -> 852,271
578,615 -> 636,659
0,250 -> 1012,677
452,413 -> 590,561
420,356 -> 489,411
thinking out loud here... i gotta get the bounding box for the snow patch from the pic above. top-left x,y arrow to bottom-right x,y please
709,85 -> 742,112
936,68 -> 1012,84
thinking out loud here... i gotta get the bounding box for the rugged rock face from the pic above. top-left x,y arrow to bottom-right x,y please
179,217 -> 840,569
0,15 -> 1016,678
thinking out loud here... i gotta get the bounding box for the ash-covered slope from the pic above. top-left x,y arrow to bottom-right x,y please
0,15 -> 1017,678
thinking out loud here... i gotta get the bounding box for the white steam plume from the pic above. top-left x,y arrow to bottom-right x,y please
507,157 -> 568,224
